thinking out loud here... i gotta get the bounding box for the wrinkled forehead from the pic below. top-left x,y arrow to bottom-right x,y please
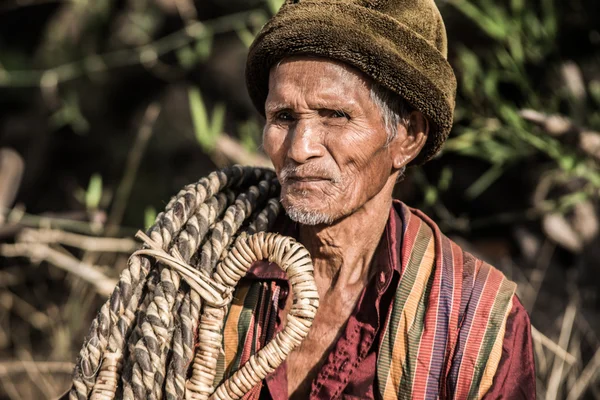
266,56 -> 372,105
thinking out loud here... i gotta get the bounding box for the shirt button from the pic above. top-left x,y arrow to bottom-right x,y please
379,271 -> 386,284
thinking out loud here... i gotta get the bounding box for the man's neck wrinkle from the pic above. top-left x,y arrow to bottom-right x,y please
297,190 -> 393,289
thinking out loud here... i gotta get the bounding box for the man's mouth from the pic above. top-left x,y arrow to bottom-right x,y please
287,176 -> 328,182
284,176 -> 331,189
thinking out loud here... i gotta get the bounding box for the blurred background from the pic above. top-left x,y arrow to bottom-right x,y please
0,0 -> 599,398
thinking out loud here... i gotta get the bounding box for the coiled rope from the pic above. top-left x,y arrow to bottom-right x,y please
69,166 -> 319,400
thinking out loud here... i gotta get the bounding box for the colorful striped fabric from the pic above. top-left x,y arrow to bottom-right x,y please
216,281 -> 281,400
216,203 -> 517,399
376,206 -> 516,400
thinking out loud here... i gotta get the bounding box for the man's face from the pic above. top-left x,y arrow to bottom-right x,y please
263,57 -> 396,225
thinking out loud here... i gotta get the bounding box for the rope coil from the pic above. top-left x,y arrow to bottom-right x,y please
69,166 -> 319,400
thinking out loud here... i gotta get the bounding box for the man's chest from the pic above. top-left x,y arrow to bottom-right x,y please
219,257 -> 395,400
283,286 -> 366,398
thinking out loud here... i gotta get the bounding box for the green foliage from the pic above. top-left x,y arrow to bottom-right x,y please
266,0 -> 286,15
466,163 -> 505,200
234,10 -> 270,48
188,87 -> 226,152
446,0 -> 600,206
438,167 -> 453,192
238,118 -> 263,152
176,29 -> 213,69
413,167 -> 454,207
49,91 -> 90,134
74,173 -> 103,210
234,23 -> 256,48
144,206 -> 157,230
85,173 -> 103,211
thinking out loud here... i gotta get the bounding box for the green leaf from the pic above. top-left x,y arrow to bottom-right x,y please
452,0 -> 507,40
507,35 -> 524,65
86,173 -> 103,210
49,91 -> 90,134
234,21 -> 256,48
176,46 -> 197,70
74,188 -> 86,205
209,102 -> 226,138
540,0 -> 557,38
239,118 -> 262,152
557,191 -> 588,213
510,0 -> 525,15
177,30 -> 213,69
144,206 -> 157,230
523,11 -> 543,41
249,10 -> 270,35
188,87 -> 226,152
195,31 -> 213,62
438,167 -> 453,192
458,47 -> 481,98
498,104 -> 523,129
466,164 -> 505,200
557,154 -> 576,171
266,0 -> 285,15
189,87 -> 211,150
483,70 -> 499,100
424,186 -> 438,206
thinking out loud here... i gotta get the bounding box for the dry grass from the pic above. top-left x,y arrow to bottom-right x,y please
0,213 -> 599,398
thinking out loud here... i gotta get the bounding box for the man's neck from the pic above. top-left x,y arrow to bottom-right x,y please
297,180 -> 395,291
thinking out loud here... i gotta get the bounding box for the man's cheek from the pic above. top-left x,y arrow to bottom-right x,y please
263,129 -> 286,165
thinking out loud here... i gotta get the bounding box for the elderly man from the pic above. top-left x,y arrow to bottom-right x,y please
217,0 -> 535,399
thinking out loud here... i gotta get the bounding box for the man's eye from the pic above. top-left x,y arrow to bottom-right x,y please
275,111 -> 294,121
327,110 -> 350,119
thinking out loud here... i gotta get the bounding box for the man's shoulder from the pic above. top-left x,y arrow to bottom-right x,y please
392,199 -> 518,301
381,202 -> 530,399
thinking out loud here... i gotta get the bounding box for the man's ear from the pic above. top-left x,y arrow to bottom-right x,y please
389,111 -> 429,169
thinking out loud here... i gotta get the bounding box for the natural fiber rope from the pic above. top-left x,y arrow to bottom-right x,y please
130,183 -> 272,400
69,166 -> 319,400
206,232 -> 318,400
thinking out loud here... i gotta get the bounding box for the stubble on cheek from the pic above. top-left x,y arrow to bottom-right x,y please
279,174 -> 353,225
281,187 -> 335,225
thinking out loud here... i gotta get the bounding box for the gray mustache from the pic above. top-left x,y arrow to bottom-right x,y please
279,164 -> 342,184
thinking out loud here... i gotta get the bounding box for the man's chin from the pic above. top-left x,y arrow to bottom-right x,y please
281,198 -> 335,226
285,206 -> 335,226
281,189 -> 347,225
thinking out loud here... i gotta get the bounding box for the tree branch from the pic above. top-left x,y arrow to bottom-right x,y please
18,228 -> 138,253
0,243 -> 116,297
0,9 -> 267,88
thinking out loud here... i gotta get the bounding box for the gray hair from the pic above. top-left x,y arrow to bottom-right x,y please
369,83 -> 412,145
369,83 -> 412,176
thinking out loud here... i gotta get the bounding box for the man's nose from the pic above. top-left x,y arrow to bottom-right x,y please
287,119 -> 324,164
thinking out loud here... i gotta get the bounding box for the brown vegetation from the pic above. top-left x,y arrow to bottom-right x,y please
0,0 -> 599,398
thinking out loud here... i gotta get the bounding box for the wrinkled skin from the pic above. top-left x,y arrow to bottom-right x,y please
263,57 -> 428,398
265,59 -> 402,225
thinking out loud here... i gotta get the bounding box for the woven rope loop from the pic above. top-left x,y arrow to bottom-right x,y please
184,232 -> 319,400
71,166 -> 319,400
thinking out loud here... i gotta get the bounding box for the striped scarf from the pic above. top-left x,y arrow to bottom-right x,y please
376,205 -> 516,399
216,202 -> 516,399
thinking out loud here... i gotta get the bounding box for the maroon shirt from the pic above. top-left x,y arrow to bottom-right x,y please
244,205 -> 535,399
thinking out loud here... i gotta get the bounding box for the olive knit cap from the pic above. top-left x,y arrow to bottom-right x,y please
245,0 -> 457,164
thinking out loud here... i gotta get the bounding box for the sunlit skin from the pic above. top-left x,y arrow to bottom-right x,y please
263,57 -> 429,398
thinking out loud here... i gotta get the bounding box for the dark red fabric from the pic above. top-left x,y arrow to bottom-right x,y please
246,203 -> 535,399
482,295 -> 536,400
